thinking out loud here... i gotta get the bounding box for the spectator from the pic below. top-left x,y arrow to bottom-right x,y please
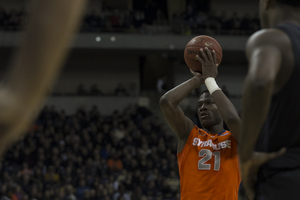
76,179 -> 90,200
44,165 -> 60,184
64,184 -> 77,200
17,162 -> 33,178
114,83 -> 129,96
107,149 -> 123,173
90,84 -> 103,96
76,84 -> 88,96
11,185 -> 23,200
0,184 -> 10,200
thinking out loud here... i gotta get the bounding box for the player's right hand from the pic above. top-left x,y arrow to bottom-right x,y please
190,69 -> 204,86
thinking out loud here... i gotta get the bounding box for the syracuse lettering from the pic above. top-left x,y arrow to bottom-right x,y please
192,138 -> 231,150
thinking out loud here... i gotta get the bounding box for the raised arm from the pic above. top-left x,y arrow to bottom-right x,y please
160,76 -> 203,141
197,47 -> 241,140
0,0 -> 87,155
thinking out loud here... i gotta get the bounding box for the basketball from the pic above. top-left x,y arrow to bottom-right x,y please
184,35 -> 223,73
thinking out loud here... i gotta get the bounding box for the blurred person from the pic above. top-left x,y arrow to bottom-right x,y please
239,0 -> 300,199
113,183 -> 131,200
76,179 -> 90,200
131,186 -> 143,200
76,83 -> 88,96
90,84 -> 103,96
114,83 -> 129,96
64,184 -> 77,200
89,189 -> 96,200
160,48 -> 241,199
140,195 -> 147,200
145,181 -> 157,197
29,184 -> 42,200
44,166 -> 60,184
83,190 -> 91,200
107,150 -> 123,173
0,0 -> 87,155
165,170 -> 180,192
128,82 -> 138,96
19,174 -> 33,194
11,185 -> 23,200
0,184 -> 10,200
160,180 -> 173,200
159,159 -> 169,177
17,162 -> 33,178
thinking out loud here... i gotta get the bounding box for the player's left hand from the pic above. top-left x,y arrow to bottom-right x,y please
240,148 -> 286,200
196,47 -> 218,80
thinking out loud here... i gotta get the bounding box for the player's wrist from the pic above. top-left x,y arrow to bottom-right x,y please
204,77 -> 221,94
192,76 -> 204,86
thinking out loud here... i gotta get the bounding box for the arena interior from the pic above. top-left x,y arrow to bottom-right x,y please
0,0 -> 257,199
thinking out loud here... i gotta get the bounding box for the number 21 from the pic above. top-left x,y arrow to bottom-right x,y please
198,149 -> 220,171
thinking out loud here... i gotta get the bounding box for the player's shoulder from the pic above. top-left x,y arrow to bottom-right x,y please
246,28 -> 290,51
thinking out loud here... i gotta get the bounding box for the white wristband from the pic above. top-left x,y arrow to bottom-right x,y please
204,77 -> 221,94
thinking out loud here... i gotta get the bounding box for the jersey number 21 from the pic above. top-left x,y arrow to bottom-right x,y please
198,149 -> 220,171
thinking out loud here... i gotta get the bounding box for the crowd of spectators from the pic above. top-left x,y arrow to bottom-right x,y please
0,104 -> 182,200
173,5 -> 260,36
70,83 -> 138,97
0,4 -> 259,36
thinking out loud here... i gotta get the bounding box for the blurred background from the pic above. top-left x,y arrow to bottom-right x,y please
0,0 -> 257,199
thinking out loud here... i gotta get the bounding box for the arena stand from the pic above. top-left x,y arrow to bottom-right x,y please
0,0 -> 254,200
1,104 -> 181,200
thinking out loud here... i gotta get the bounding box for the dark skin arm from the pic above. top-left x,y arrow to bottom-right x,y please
197,47 -> 241,140
159,75 -> 203,153
239,29 -> 289,199
0,0 -> 87,155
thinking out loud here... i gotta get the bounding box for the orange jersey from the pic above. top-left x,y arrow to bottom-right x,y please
177,126 -> 241,200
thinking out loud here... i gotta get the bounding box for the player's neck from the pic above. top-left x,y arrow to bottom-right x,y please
203,124 -> 224,135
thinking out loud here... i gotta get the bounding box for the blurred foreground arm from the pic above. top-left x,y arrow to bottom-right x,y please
0,0 -> 87,154
239,30 -> 286,200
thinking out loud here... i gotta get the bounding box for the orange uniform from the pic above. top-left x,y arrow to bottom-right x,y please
177,125 -> 241,200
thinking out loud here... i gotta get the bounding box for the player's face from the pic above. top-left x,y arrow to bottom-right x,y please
197,92 -> 222,128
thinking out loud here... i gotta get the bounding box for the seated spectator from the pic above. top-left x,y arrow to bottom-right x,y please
17,162 -> 33,178
44,165 -> 60,184
11,185 -> 23,200
76,179 -> 90,200
128,82 -> 138,96
90,84 -> 103,96
114,83 -> 129,96
64,184 -> 77,200
76,83 -> 88,96
107,150 -> 123,173
113,184 -> 130,200
0,184 -> 10,200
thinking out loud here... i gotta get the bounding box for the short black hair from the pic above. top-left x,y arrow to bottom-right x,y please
199,90 -> 210,98
275,0 -> 300,7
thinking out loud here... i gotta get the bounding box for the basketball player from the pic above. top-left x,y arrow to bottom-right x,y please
160,47 -> 241,200
0,0 -> 86,155
239,0 -> 300,199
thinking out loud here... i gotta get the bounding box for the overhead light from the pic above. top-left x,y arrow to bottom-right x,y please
95,36 -> 101,42
110,36 -> 116,42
